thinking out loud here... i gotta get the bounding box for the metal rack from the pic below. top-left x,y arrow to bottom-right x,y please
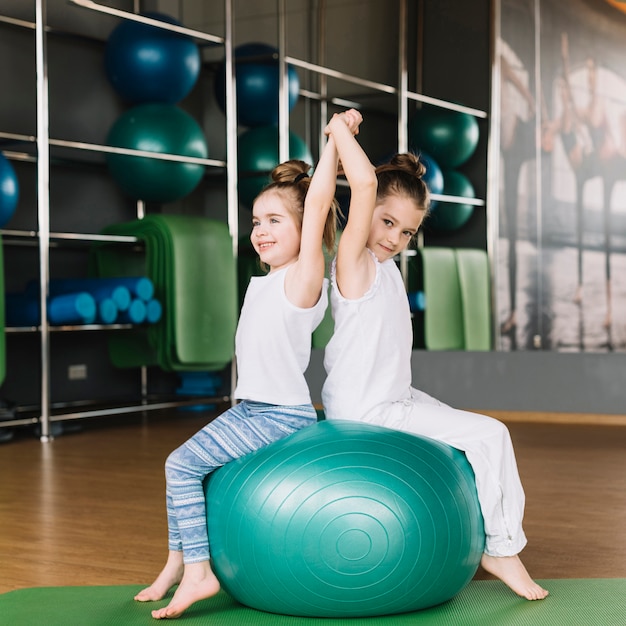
0,0 -> 488,442
0,0 -> 238,441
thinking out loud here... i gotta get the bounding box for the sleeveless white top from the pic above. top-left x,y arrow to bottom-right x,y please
322,252 -> 412,421
234,267 -> 328,406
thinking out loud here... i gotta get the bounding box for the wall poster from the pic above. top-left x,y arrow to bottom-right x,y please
495,0 -> 626,352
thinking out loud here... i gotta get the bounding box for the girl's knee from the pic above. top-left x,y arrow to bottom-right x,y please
165,446 -> 186,479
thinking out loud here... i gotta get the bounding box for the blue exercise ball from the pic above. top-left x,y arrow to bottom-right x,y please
417,151 -> 444,209
106,103 -> 208,203
237,125 -> 312,209
215,42 -> 300,127
105,12 -> 200,104
0,153 -> 19,227
427,170 -> 475,231
410,105 -> 480,169
205,420 -> 484,618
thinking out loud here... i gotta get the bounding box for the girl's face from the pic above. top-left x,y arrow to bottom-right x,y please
251,191 -> 301,272
367,195 -> 424,262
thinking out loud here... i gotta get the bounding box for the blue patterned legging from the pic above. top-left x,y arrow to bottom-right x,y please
164,401 -> 317,564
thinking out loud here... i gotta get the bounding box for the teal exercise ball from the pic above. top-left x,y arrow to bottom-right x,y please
106,103 -> 207,203
205,420 -> 484,618
0,153 -> 19,227
427,170 -> 475,231
410,106 -> 480,169
237,126 -> 312,209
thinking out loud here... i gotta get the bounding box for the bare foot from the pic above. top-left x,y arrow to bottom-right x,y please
151,560 -> 221,619
480,554 -> 548,601
135,551 -> 184,602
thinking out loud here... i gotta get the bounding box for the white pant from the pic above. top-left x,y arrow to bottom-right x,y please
359,388 -> 527,557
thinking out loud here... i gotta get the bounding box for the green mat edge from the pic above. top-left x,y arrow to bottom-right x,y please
1,579 -> 625,626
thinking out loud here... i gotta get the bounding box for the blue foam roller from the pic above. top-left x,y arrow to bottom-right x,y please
103,276 -> 154,301
145,299 -> 162,324
97,298 -> 118,324
5,293 -> 40,326
28,279 -> 132,312
117,298 -> 147,324
48,292 -> 96,325
408,290 -> 426,312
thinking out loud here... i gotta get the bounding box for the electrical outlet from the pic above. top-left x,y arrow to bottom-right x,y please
68,364 -> 87,380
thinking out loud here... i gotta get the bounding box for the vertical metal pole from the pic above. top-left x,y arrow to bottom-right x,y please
35,0 -> 51,442
487,0 -> 502,349
398,0 -> 410,288
224,0 -> 239,405
318,0 -> 328,152
415,0 -> 425,252
397,0 -> 408,153
533,0 -> 542,349
277,0 -> 289,161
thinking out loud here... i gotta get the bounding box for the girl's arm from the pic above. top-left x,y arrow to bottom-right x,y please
285,125 -> 341,309
327,111 -> 378,299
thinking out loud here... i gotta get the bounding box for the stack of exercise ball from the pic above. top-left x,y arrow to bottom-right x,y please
410,105 -> 480,231
215,42 -> 309,209
104,12 -> 207,203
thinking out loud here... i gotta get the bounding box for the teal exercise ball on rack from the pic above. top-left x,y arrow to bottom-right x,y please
237,125 -> 312,209
106,103 -> 208,203
0,153 -> 19,227
215,42 -> 300,127
410,105 -> 480,169
104,12 -> 200,104
205,420 -> 484,618
426,170 -> 475,231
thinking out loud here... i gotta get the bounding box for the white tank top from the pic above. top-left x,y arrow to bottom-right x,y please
322,252 -> 412,421
234,267 -> 328,405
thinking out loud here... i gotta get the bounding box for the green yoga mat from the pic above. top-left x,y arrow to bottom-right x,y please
421,247 -> 464,350
93,215 -> 237,372
0,579 -> 624,625
455,247 -> 492,351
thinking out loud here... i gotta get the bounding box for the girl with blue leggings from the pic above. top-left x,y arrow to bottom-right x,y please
136,109 -> 362,620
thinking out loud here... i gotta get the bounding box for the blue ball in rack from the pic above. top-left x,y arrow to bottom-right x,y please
105,12 -> 201,104
215,42 -> 300,127
0,153 -> 19,227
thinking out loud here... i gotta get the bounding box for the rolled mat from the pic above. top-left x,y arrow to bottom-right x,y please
420,247 -> 464,350
455,248 -> 492,351
92,215 -> 237,371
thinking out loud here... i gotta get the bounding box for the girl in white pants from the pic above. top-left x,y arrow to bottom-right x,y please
321,118 -> 548,601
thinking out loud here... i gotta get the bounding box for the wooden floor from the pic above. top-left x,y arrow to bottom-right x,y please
1,409 -> 625,594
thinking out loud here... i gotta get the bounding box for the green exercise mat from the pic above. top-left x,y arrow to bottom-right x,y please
1,579 -> 624,625
420,247 -> 464,350
456,248 -> 492,351
93,215 -> 237,372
